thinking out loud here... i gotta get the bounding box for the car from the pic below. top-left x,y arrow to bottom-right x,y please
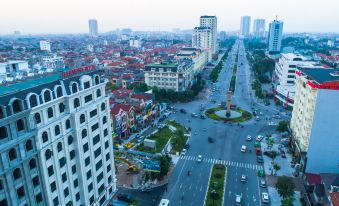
281,151 -> 286,158
179,109 -> 186,114
117,193 -> 133,203
241,145 -> 246,152
240,174 -> 247,182
255,116 -> 260,121
257,155 -> 264,163
181,149 -> 187,155
208,137 -> 214,143
191,113 -> 198,117
258,169 -> 265,177
256,135 -> 264,142
262,192 -> 269,203
184,144 -> 190,149
197,155 -> 203,162
254,141 -> 261,148
259,180 -> 267,188
200,115 -> 206,119
235,195 -> 242,205
255,148 -> 262,155
246,135 -> 252,141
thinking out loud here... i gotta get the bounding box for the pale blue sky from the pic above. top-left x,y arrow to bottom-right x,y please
1,0 -> 339,34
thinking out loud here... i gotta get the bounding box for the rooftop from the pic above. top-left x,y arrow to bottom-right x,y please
200,15 -> 216,18
330,192 -> 339,206
145,62 -> 178,68
300,68 -> 339,84
281,53 -> 307,61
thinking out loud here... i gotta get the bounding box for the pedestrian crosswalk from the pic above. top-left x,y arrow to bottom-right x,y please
179,155 -> 263,171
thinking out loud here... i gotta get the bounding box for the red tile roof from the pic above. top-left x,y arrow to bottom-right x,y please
305,173 -> 322,185
330,192 -> 339,206
110,104 -> 133,115
112,88 -> 133,98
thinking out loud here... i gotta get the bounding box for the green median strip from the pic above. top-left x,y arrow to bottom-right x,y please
204,164 -> 227,206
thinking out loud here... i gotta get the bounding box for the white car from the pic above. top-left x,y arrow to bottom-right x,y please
241,145 -> 246,152
235,195 -> 242,205
181,149 -> 187,155
262,192 -> 269,203
240,174 -> 247,182
246,135 -> 252,141
197,155 -> 203,162
256,135 -> 264,142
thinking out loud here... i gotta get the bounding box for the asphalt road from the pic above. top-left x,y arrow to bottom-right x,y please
163,40 -> 285,206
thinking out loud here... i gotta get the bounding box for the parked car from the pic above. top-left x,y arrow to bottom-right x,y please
262,192 -> 269,204
197,155 -> 203,162
255,148 -> 262,155
258,169 -> 265,177
257,155 -> 264,163
259,180 -> 267,188
256,135 -> 264,142
246,135 -> 252,141
117,193 -> 133,203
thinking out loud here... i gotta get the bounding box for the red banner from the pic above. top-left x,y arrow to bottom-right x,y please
62,65 -> 96,78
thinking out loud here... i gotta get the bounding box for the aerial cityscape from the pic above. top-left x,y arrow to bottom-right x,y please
1,1 -> 339,206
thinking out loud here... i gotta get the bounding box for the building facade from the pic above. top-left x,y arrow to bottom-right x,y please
39,41 -> 51,52
129,37 -> 141,48
175,47 -> 207,74
268,19 -> 283,54
41,54 -> 65,70
199,16 -> 218,55
144,61 -> 194,92
0,67 -> 116,205
0,61 -> 29,83
192,27 -> 212,62
290,68 -> 339,173
88,19 -> 98,37
240,16 -> 251,37
253,19 -> 265,38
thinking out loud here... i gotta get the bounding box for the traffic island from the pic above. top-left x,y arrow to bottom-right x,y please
205,107 -> 252,122
204,164 -> 227,206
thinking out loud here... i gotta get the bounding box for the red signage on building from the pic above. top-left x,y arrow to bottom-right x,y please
62,65 -> 96,78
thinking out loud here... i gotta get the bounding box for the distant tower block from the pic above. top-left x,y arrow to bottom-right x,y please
226,90 -> 233,117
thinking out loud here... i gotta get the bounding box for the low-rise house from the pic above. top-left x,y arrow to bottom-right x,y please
110,103 -> 135,139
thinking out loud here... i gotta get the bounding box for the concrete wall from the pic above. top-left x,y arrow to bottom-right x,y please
306,89 -> 339,173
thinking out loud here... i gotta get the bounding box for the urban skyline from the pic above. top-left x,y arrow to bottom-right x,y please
1,0 -> 339,34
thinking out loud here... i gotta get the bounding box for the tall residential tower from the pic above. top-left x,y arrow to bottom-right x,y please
253,19 -> 266,38
199,16 -> 218,55
267,19 -> 283,54
240,16 -> 251,37
88,19 -> 98,37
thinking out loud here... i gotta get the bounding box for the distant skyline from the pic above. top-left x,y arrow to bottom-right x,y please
1,0 -> 339,34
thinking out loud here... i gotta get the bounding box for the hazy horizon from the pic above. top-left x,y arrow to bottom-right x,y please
1,0 -> 339,34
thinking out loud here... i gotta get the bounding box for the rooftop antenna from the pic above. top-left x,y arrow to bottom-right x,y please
275,15 -> 278,21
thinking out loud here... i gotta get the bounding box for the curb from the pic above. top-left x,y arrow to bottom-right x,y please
203,165 -> 214,206
221,166 -> 228,206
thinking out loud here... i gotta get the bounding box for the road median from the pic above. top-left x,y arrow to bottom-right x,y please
204,164 -> 227,206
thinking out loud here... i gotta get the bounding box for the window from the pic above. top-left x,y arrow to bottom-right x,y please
53,197 -> 59,206
29,95 -> 38,107
48,165 -> 54,176
68,135 -> 73,145
57,142 -> 62,152
59,103 -> 65,113
85,157 -> 90,166
96,160 -> 103,171
91,123 -> 99,132
70,150 -> 75,160
47,107 -> 54,118
35,193 -> 43,203
44,90 -> 52,102
29,158 -> 36,169
88,183 -> 93,192
50,181 -> 56,192
108,175 -> 112,183
0,126 -> 8,139
102,116 -> 107,124
62,173 -> 67,182
12,99 -> 23,113
66,119 -> 71,129
106,153 -> 110,161
42,131 -> 48,143
96,89 -> 101,97
16,119 -> 25,131
101,103 -> 106,111
94,148 -> 101,158
34,113 -> 41,124
105,141 -> 109,149
59,157 -> 66,168
89,196 -> 94,205
98,184 -> 105,195
64,187 -> 69,197
84,94 -> 93,103
45,149 -> 52,160
71,83 -> 78,93
84,81 -> 90,89
17,186 -> 25,199
13,168 -> 21,180
100,196 -> 106,205
86,170 -> 92,179
93,134 -> 100,145
0,107 -> 4,119
83,143 -> 89,152
95,76 -> 100,85
74,98 -> 80,109
107,164 -> 111,172
74,179 -> 78,188
109,187 -> 113,194
80,114 -> 85,124
56,86 -> 63,98
55,125 -> 60,136
90,109 -> 97,118
82,129 -> 87,138
8,148 -> 17,161
287,75 -> 295,78
32,176 -> 39,187
66,201 -> 72,206
76,192 -> 80,201
72,165 -> 77,174
104,129 -> 108,137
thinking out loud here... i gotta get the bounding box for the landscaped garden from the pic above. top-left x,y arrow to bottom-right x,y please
205,164 -> 227,206
205,107 -> 252,122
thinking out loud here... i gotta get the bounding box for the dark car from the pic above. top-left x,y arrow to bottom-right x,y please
117,193 -> 133,203
200,115 -> 206,119
208,137 -> 214,143
180,109 -> 187,114
257,155 -> 264,163
184,144 -> 190,149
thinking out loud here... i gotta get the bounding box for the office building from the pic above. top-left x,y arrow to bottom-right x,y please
240,16 -> 251,37
199,16 -> 218,55
253,19 -> 265,38
41,54 -> 65,69
144,61 -> 194,92
268,19 -> 283,54
290,68 -> 339,173
0,60 -> 29,83
0,66 -> 116,205
40,41 -> 51,52
175,47 -> 207,74
88,19 -> 98,37
129,37 -> 141,48
274,53 -> 318,107
192,27 -> 213,61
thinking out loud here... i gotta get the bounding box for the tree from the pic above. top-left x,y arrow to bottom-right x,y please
273,163 -> 281,176
276,176 -> 295,199
157,154 -> 172,178
277,121 -> 290,132
281,196 -> 295,206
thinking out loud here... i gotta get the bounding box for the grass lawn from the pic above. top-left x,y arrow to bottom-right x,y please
205,107 -> 252,122
205,164 -> 227,206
